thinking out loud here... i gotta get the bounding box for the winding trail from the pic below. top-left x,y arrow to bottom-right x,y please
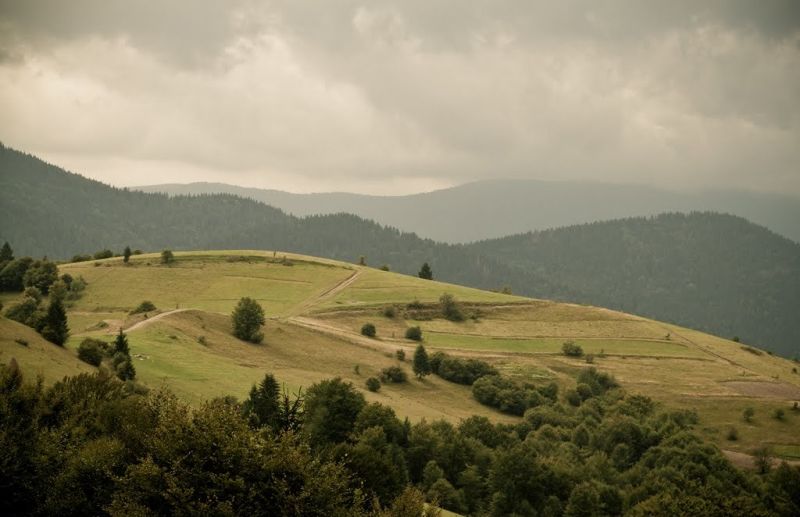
287,269 -> 361,316
125,309 -> 192,333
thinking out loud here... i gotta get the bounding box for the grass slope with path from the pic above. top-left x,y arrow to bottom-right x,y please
1,249 -> 798,462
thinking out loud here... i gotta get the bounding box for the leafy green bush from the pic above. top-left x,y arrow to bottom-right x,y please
436,355 -> 497,385
361,323 -> 377,338
77,338 -> 107,366
380,366 -> 407,383
439,293 -> 464,322
130,300 -> 157,314
161,249 -> 175,264
562,341 -> 584,357
232,297 -> 265,344
405,326 -> 422,341
366,377 -> 381,392
93,249 -> 113,260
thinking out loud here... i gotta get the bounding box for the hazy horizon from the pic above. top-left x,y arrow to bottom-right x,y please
1,1 -> 799,196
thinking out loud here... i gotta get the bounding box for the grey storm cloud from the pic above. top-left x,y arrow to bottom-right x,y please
0,0 -> 798,194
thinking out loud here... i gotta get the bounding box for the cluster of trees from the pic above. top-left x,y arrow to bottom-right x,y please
3,363 -> 799,516
0,243 -> 58,294
430,352 -> 498,386
71,246 -> 143,263
1,243 -> 87,346
77,330 -> 137,381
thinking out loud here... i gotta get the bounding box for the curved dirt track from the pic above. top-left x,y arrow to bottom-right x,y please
125,309 -> 193,333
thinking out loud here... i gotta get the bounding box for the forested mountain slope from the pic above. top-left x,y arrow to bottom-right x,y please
2,144 -> 798,356
139,178 -> 800,243
467,213 -> 800,357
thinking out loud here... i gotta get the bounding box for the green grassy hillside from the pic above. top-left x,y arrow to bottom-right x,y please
2,250 -> 798,461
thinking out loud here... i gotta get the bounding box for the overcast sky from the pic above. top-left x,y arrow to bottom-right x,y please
1,1 -> 799,195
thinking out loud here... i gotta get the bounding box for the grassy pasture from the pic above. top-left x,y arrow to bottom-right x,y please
63,309 -> 517,423
320,267 -> 526,308
0,317 -> 94,383
2,249 -> 798,459
422,332 -> 706,358
60,251 -> 353,317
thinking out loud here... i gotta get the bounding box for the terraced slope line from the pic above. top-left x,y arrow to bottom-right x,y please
288,269 -> 361,316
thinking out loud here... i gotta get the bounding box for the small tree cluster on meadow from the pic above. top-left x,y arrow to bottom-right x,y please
429,352 -> 497,385
380,366 -> 408,383
77,331 -> 136,381
130,300 -> 157,315
405,326 -> 423,341
4,285 -> 69,346
439,293 -> 464,322
562,340 -> 584,357
232,297 -> 265,343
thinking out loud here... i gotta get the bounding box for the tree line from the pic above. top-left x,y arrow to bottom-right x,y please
2,361 -> 799,516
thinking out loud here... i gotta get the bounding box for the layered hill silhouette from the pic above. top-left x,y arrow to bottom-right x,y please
138,179 -> 800,244
1,144 -> 798,357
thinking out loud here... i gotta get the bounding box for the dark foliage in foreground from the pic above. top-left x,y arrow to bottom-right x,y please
2,362 -> 799,516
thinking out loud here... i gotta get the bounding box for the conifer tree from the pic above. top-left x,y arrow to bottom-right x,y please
243,373 -> 281,429
418,262 -> 433,280
114,329 -> 130,356
413,344 -> 432,379
0,241 -> 13,263
123,246 -> 132,263
40,298 -> 69,346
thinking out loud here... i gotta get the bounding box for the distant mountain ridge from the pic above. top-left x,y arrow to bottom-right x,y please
137,179 -> 800,244
2,144 -> 798,357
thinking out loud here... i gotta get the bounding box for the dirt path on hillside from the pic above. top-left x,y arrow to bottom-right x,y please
286,315 -> 420,356
124,309 -> 193,333
287,270 -> 361,316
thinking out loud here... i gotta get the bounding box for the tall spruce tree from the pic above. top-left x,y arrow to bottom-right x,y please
40,298 -> 68,346
114,329 -> 130,356
123,246 -> 132,263
243,373 -> 281,430
0,241 -> 13,263
418,262 -> 433,280
413,344 -> 432,379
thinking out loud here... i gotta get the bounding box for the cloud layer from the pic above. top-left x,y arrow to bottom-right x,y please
1,0 -> 798,194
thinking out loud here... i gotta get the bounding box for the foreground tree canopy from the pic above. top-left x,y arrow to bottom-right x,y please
1,362 -> 799,516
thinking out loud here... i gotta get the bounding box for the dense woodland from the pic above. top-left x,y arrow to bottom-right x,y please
2,360 -> 800,516
1,144 -> 798,357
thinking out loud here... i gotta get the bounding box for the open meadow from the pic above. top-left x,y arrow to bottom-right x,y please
2,249 -> 799,462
